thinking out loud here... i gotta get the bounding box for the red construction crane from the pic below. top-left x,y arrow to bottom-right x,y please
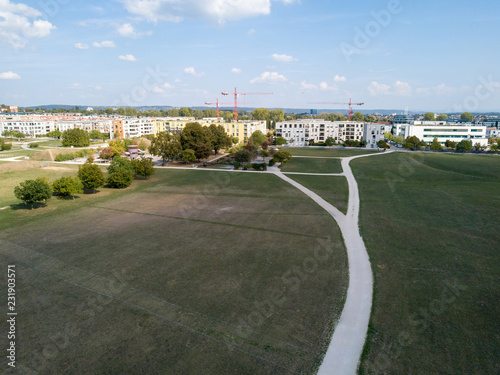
312,98 -> 364,121
221,87 -> 272,122
204,98 -> 233,122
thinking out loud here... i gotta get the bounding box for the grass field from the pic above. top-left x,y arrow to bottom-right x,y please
285,147 -> 380,157
0,166 -> 349,374
280,157 -> 343,174
352,152 -> 499,374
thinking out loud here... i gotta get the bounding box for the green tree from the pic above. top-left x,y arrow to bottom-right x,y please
445,140 -> 457,148
105,107 -> 114,115
78,161 -> 105,193
377,140 -> 389,149
403,136 -> 423,150
423,112 -> 435,121
430,137 -> 443,151
52,177 -> 83,199
193,143 -> 210,161
107,168 -> 134,188
181,149 -> 196,163
365,115 -> 376,122
352,112 -> 365,122
89,130 -> 103,140
436,114 -> 448,121
116,107 -> 126,115
208,124 -> 232,154
125,107 -> 138,117
132,157 -> 155,178
232,136 -> 239,145
180,122 -> 211,151
193,109 -> 204,119
48,129 -> 62,139
273,150 -> 292,164
274,137 -> 287,146
168,108 -> 180,117
108,155 -> 134,175
149,132 -> 182,165
461,112 -> 474,122
14,177 -> 52,209
250,130 -> 267,147
179,107 -> 194,117
394,135 -> 404,144
252,108 -> 271,121
269,109 -> 285,125
456,140 -> 472,152
235,150 -> 251,163
325,137 -> 335,146
384,131 -> 395,141
62,128 -> 90,147
204,109 -> 217,118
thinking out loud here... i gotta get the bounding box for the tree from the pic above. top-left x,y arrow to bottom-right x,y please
273,150 -> 292,164
99,147 -> 114,159
204,109 -> 217,118
179,107 -> 193,117
208,124 -> 232,154
274,137 -> 287,146
436,114 -> 448,121
325,137 -> 335,146
461,112 -> 474,122
14,178 -> 52,209
423,112 -> 435,121
108,155 -> 134,175
149,132 -> 182,165
48,129 -> 62,139
89,130 -> 103,140
132,157 -> 155,178
445,140 -> 457,148
107,168 -> 134,188
125,107 -> 138,117
52,177 -> 83,199
62,128 -> 90,147
193,143 -> 210,161
168,108 -> 180,117
384,131 -> 395,141
105,107 -> 114,115
180,122 -> 211,151
78,161 -> 105,193
456,140 -> 472,153
250,130 -> 267,147
235,150 -> 251,163
429,137 -> 443,151
269,108 -> 285,124
377,140 -> 389,149
181,149 -> 196,163
252,108 -> 271,121
365,115 -> 376,122
193,109 -> 204,119
352,112 -> 364,122
403,136 -> 423,150
232,136 -> 239,145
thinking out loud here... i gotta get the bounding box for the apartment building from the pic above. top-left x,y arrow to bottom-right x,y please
404,124 -> 488,146
364,124 -> 386,149
276,120 -> 364,146
113,118 -> 155,139
222,121 -> 266,144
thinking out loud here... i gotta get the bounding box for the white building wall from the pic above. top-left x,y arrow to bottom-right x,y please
364,124 -> 385,149
408,125 -> 488,146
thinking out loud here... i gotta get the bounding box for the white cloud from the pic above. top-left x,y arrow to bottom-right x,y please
333,75 -> 346,82
319,81 -> 338,91
118,0 -> 273,24
250,71 -> 287,84
394,81 -> 412,96
74,43 -> 89,50
231,68 -> 242,74
416,83 -> 455,96
301,81 -> 317,90
93,40 -> 116,48
271,53 -> 297,62
368,81 -> 391,96
69,83 -> 80,89
0,71 -> 21,80
247,29 -> 256,35
153,86 -> 164,94
184,67 -> 205,77
118,54 -> 137,62
0,1 -> 56,49
116,23 -> 152,38
94,86 -> 102,91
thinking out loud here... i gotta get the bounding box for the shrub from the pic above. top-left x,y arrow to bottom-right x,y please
108,156 -> 134,175
132,157 -> 155,178
99,147 -> 114,159
233,161 -> 241,170
235,149 -> 251,163
107,168 -> 134,188
62,128 -> 90,147
252,163 -> 267,171
1,143 -> 12,151
14,177 -> 52,209
29,143 -> 40,148
243,165 -> 248,170
55,153 -> 76,161
78,161 -> 105,193
268,159 -> 276,167
52,177 -> 83,199
273,150 -> 293,164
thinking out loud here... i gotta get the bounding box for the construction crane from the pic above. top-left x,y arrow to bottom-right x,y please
312,98 -> 365,121
204,98 -> 233,123
221,87 -> 272,122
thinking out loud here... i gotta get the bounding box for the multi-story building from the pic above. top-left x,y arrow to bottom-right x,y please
112,118 -> 155,139
276,120 -> 364,146
222,121 -> 267,144
403,124 -> 488,146
364,124 -> 386,149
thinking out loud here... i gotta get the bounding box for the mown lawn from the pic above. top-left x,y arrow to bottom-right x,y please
0,167 -> 348,374
281,157 -> 343,174
285,147 -> 380,157
353,152 -> 499,374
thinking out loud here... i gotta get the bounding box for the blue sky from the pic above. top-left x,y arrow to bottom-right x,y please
1,0 -> 499,112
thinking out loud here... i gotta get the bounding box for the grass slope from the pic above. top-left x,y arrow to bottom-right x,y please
353,152 -> 499,374
0,167 -> 348,374
286,147 -> 380,157
281,157 -> 343,174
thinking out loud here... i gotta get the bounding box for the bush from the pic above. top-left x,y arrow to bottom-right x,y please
78,161 -> 105,193
235,149 -> 251,163
52,177 -> 83,198
132,157 -> 155,178
269,159 -> 276,166
1,143 -> 12,151
99,147 -> 114,159
252,163 -> 267,171
107,168 -> 134,188
233,161 -> 241,170
76,149 -> 94,158
55,153 -> 76,161
29,143 -> 40,148
243,165 -> 248,170
273,150 -> 293,164
14,177 -> 52,209
108,156 -> 134,175
62,128 -> 90,147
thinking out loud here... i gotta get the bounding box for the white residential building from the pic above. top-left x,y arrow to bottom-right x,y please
404,124 -> 488,146
364,124 -> 385,149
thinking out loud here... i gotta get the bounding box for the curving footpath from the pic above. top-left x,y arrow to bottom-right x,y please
272,151 -> 393,375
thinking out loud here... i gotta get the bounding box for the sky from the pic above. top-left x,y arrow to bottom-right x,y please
1,0 -> 500,112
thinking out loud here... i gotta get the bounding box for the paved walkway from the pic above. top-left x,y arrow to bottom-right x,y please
272,151 -> 393,375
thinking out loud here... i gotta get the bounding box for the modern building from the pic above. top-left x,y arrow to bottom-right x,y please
112,118 -> 155,139
222,120 -> 267,144
393,114 -> 414,124
403,124 -> 488,146
364,124 -> 386,149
